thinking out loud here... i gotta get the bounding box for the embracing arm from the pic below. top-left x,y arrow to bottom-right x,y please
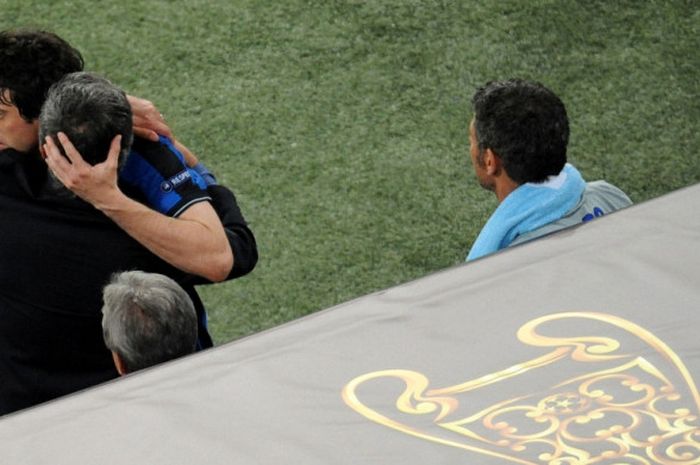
43,133 -> 233,282
128,100 -> 257,283
98,199 -> 233,282
168,146 -> 258,284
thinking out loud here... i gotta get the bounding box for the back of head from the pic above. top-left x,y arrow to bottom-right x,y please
472,79 -> 569,184
101,271 -> 197,373
0,29 -> 84,121
39,71 -> 133,167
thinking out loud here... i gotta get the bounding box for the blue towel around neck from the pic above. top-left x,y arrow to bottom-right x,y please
466,164 -> 585,261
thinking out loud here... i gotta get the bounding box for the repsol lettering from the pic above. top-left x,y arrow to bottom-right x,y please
160,170 -> 192,193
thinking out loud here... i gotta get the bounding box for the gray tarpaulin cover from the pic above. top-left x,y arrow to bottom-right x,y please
1,185 -> 699,464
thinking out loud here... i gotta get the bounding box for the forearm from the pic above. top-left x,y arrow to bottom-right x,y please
97,191 -> 233,282
42,120 -> 237,282
181,184 -> 258,285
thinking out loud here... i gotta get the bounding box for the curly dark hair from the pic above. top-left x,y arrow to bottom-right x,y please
472,79 -> 569,184
0,29 -> 84,121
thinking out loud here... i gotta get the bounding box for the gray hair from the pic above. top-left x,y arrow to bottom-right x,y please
39,71 -> 133,169
102,271 -> 197,373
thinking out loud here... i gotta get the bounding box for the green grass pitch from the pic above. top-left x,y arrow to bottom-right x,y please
3,0 -> 698,342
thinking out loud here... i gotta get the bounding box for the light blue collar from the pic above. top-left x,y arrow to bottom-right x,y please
467,164 -> 585,261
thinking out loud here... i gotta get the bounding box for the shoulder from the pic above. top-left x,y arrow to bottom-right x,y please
582,180 -> 632,208
510,180 -> 633,247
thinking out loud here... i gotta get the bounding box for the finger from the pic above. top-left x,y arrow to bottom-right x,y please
43,137 -> 71,180
134,116 -> 172,139
56,132 -> 88,166
42,135 -> 60,160
43,136 -> 71,170
153,121 -> 173,139
103,135 -> 122,168
133,125 -> 160,142
126,95 -> 150,112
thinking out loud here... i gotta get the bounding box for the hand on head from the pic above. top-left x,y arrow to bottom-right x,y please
42,132 -> 124,208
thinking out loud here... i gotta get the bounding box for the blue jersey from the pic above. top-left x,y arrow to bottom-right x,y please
120,136 -> 210,217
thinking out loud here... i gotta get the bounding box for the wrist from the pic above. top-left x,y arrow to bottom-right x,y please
192,162 -> 218,186
90,187 -> 132,213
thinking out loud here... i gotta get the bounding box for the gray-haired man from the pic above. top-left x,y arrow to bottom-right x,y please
102,271 -> 197,374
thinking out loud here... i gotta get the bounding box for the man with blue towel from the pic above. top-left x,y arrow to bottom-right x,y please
466,79 -> 631,261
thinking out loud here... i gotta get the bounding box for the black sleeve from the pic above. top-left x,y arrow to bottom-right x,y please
183,184 -> 258,286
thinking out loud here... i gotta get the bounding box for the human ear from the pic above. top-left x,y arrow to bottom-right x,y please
483,149 -> 501,176
112,351 -> 128,376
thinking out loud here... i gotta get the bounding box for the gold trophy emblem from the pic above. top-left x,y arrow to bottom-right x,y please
343,312 -> 700,464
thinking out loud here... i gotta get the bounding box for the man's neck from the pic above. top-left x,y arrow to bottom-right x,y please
494,177 -> 521,203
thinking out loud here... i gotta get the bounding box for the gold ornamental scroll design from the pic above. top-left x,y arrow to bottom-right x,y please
342,312 -> 700,465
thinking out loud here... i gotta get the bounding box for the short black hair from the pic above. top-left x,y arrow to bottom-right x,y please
472,79 -> 569,184
0,29 -> 84,121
